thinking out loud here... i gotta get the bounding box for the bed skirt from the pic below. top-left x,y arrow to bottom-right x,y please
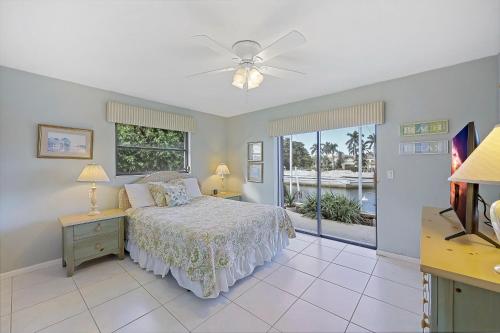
126,229 -> 290,298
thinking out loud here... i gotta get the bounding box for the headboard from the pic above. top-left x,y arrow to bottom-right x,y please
118,171 -> 195,210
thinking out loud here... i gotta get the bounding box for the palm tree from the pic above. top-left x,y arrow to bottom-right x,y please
322,142 -> 338,170
346,131 -> 360,157
310,143 -> 325,169
310,143 -> 320,157
365,133 -> 376,150
335,151 -> 345,169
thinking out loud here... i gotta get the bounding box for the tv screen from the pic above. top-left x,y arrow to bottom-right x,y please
450,122 -> 478,228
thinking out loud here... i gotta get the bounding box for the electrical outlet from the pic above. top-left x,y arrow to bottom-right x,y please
387,170 -> 394,180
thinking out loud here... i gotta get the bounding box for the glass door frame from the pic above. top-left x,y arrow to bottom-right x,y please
277,129 -> 378,250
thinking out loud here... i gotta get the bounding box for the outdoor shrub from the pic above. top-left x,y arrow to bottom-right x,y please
283,185 -> 298,207
297,192 -> 365,224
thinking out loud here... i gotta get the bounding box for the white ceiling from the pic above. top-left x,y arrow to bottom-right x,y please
1,0 -> 499,117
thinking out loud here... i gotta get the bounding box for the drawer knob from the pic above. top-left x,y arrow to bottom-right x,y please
95,224 -> 102,232
95,243 -> 103,251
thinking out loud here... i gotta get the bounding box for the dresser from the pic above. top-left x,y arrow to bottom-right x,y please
60,208 -> 126,276
420,207 -> 500,332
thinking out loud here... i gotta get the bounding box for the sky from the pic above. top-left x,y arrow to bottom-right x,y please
287,125 -> 376,154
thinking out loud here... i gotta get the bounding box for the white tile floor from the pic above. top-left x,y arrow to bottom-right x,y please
0,234 -> 423,333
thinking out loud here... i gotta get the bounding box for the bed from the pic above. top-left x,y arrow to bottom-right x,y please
118,171 -> 295,298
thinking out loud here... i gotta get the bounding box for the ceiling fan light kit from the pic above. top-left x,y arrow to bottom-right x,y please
191,31 -> 306,90
232,66 -> 264,90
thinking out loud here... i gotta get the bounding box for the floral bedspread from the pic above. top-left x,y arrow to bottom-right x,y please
127,196 -> 295,297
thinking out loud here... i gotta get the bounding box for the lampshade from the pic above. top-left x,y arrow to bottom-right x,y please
247,68 -> 264,89
448,124 -> 500,185
77,164 -> 110,182
215,163 -> 230,176
232,67 -> 247,89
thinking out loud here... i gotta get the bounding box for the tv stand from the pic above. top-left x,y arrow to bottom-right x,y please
444,230 -> 466,241
421,207 -> 500,333
439,205 -> 500,248
439,207 -> 453,215
445,230 -> 500,248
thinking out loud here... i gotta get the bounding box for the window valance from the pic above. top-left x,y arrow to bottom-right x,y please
268,101 -> 384,137
106,101 -> 196,133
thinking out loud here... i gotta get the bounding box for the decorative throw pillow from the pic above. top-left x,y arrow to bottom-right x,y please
164,184 -> 191,206
182,178 -> 202,198
124,184 -> 156,208
147,182 -> 168,207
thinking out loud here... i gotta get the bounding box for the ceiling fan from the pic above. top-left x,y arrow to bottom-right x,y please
188,30 -> 306,90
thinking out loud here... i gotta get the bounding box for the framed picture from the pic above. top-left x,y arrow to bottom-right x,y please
399,140 -> 448,155
247,162 -> 263,183
247,141 -> 263,162
400,120 -> 448,137
37,124 -> 93,159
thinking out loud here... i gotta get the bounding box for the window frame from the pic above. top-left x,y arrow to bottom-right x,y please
114,123 -> 190,176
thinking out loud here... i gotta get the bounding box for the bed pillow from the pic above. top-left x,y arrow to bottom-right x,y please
164,184 -> 191,206
148,182 -> 168,207
124,184 -> 156,208
182,178 -> 202,198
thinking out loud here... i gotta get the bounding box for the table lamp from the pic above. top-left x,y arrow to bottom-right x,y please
77,163 -> 110,215
215,163 -> 230,192
448,124 -> 500,273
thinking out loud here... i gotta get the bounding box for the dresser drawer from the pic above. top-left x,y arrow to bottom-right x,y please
73,218 -> 119,240
74,233 -> 118,260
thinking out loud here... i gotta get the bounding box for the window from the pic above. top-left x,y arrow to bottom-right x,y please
115,123 -> 189,175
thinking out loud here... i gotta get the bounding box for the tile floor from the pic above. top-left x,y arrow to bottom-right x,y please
0,234 -> 423,333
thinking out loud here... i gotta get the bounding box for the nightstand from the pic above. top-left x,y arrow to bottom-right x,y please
59,208 -> 126,276
214,191 -> 242,201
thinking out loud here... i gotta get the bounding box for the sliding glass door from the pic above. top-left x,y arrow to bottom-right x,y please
281,132 -> 318,234
279,126 -> 377,247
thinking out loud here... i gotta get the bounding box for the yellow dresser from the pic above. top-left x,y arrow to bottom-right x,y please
420,207 -> 500,332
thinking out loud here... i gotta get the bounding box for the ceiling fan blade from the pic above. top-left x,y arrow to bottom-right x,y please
256,30 -> 306,62
259,65 -> 305,79
186,67 -> 235,78
192,35 -> 239,60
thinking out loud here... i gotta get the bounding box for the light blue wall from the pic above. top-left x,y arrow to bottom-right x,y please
496,53 -> 500,121
0,67 -> 227,273
1,56 -> 498,272
226,56 -> 500,259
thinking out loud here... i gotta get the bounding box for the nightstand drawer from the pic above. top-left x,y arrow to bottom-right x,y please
74,218 -> 119,240
74,233 -> 118,260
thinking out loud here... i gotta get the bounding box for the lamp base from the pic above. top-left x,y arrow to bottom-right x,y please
88,209 -> 101,216
87,184 -> 100,216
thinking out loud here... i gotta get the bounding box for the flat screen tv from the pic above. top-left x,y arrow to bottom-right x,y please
449,122 -> 479,231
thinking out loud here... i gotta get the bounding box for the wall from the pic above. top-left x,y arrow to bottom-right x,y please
226,56 -> 500,259
498,53 -> 500,120
0,67 -> 227,273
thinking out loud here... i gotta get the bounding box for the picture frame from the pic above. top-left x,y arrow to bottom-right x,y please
37,124 -> 94,159
247,141 -> 263,162
400,120 -> 448,137
247,162 -> 263,183
399,140 -> 448,155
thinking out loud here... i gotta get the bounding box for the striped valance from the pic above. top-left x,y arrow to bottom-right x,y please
268,101 -> 384,137
106,101 -> 196,132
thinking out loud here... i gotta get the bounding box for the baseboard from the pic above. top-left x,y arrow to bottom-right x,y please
0,258 -> 62,279
376,250 -> 420,265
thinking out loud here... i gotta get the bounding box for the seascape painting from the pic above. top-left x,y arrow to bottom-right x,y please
47,131 -> 87,153
38,124 -> 93,159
